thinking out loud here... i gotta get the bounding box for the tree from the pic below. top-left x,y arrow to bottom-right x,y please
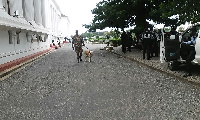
85,0 -> 200,35
84,0 -> 130,31
85,0 -> 167,33
178,26 -> 185,33
159,0 -> 200,25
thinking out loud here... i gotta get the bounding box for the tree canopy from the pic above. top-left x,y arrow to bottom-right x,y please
84,0 -> 200,34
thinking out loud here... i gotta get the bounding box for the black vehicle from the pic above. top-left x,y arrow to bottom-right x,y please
161,25 -> 200,71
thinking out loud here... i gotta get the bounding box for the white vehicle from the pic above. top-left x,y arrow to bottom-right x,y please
160,25 -> 200,70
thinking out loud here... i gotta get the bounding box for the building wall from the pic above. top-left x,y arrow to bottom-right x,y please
60,15 -> 70,38
0,0 -> 69,65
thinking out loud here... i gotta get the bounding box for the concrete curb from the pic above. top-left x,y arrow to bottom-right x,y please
0,48 -> 54,81
109,49 -> 200,88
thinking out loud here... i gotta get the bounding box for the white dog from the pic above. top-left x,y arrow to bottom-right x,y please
84,50 -> 93,62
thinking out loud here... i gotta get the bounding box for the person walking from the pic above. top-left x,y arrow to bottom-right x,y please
72,30 -> 85,63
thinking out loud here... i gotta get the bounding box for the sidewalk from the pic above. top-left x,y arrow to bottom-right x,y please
108,45 -> 200,85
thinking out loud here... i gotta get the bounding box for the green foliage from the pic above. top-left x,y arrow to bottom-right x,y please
81,32 -> 104,39
81,30 -> 120,41
109,29 -> 121,39
81,30 -> 122,46
110,38 -> 121,46
178,27 -> 185,33
159,0 -> 200,25
85,0 -> 200,35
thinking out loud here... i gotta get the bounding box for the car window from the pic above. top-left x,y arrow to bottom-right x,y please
182,29 -> 191,41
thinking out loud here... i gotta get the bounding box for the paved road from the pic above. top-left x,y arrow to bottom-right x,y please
0,43 -> 200,120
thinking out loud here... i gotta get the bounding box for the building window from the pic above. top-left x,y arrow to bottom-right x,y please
8,30 -> 13,44
44,34 -> 48,42
16,32 -> 20,44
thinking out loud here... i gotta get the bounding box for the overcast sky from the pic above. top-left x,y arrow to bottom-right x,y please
56,0 -> 101,35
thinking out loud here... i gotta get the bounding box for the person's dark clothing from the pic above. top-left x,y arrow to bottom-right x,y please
182,32 -> 197,77
142,29 -> 152,60
121,31 -> 128,53
186,46 -> 196,75
151,32 -> 157,57
127,33 -> 133,52
72,34 -> 84,63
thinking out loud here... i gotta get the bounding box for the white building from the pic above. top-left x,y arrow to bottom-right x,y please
60,14 -> 70,39
0,0 -> 70,72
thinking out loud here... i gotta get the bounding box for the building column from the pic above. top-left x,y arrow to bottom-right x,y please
23,0 -> 34,22
54,10 -> 57,33
0,0 -> 3,9
2,0 -> 9,13
41,0 -> 47,28
45,0 -> 51,29
57,14 -> 61,34
9,0 -> 23,17
51,8 -> 55,32
33,0 -> 42,26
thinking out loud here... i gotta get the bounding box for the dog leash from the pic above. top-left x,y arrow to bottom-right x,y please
83,45 -> 89,49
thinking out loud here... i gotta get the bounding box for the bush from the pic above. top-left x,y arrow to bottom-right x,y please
110,38 -> 121,47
